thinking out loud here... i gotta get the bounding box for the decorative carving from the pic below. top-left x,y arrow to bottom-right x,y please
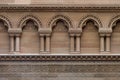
23,20 -> 38,32
0,15 -> 12,30
0,55 -> 119,61
53,21 -> 68,32
48,15 -> 73,30
108,15 -> 120,29
0,20 -> 8,32
113,22 -> 120,32
0,6 -> 120,12
18,15 -> 42,31
78,15 -> 103,30
83,21 -> 98,32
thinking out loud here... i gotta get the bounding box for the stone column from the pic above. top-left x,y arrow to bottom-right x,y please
106,35 -> 111,52
76,34 -> 81,52
100,36 -> 105,52
15,35 -> 20,52
10,35 -> 14,52
40,34 -> 44,52
70,34 -> 74,52
46,34 -> 50,52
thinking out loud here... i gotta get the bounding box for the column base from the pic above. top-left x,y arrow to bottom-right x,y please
40,51 -> 50,54
100,51 -> 110,54
70,51 -> 80,54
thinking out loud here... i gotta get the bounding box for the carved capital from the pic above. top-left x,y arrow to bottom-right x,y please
69,28 -> 82,34
9,33 -> 15,37
39,28 -> 52,34
75,34 -> 81,37
39,34 -> 45,37
8,28 -> 22,34
106,33 -> 111,37
99,33 -> 106,37
99,28 -> 112,34
70,34 -> 75,37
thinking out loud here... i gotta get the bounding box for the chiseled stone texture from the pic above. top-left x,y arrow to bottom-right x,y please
0,62 -> 119,80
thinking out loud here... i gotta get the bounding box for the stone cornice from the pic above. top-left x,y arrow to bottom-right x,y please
0,55 -> 120,61
0,6 -> 120,12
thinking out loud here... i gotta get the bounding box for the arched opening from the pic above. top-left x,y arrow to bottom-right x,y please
81,20 -> 100,54
21,20 -> 39,53
51,20 -> 70,54
111,20 -> 120,53
0,20 -> 9,54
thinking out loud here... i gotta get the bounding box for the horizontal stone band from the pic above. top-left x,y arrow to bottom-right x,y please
0,55 -> 119,61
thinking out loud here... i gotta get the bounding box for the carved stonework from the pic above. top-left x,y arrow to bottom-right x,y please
78,15 -> 102,30
0,20 -> 8,32
48,15 -> 73,30
23,20 -> 38,32
83,21 -> 98,32
113,22 -> 120,32
53,21 -> 68,32
18,15 -> 42,30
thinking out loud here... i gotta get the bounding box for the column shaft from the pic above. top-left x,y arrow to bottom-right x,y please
15,36 -> 20,52
70,36 -> 74,52
100,36 -> 105,52
46,36 -> 50,52
76,36 -> 80,52
10,36 -> 14,52
40,36 -> 44,52
106,36 -> 111,52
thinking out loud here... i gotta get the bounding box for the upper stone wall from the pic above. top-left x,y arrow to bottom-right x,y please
0,0 -> 120,7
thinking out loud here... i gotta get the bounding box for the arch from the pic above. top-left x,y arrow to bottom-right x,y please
109,15 -> 120,29
81,20 -> 100,54
48,15 -> 73,30
21,19 -> 40,53
0,15 -> 12,29
18,15 -> 42,30
51,20 -> 69,54
78,15 -> 102,30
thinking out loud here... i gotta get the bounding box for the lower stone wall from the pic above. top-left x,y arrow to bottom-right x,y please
0,61 -> 119,80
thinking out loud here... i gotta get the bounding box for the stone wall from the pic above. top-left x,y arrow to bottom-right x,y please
0,61 -> 119,80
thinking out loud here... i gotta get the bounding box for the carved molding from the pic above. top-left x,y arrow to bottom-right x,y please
18,15 -> 42,31
0,15 -> 12,29
109,15 -> 120,29
0,6 -> 120,12
48,15 -> 73,30
0,55 -> 120,61
78,15 -> 103,31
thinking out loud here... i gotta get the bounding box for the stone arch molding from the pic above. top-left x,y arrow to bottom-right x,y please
0,15 -> 12,29
78,15 -> 103,31
48,15 -> 73,31
109,15 -> 120,29
18,15 -> 42,31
